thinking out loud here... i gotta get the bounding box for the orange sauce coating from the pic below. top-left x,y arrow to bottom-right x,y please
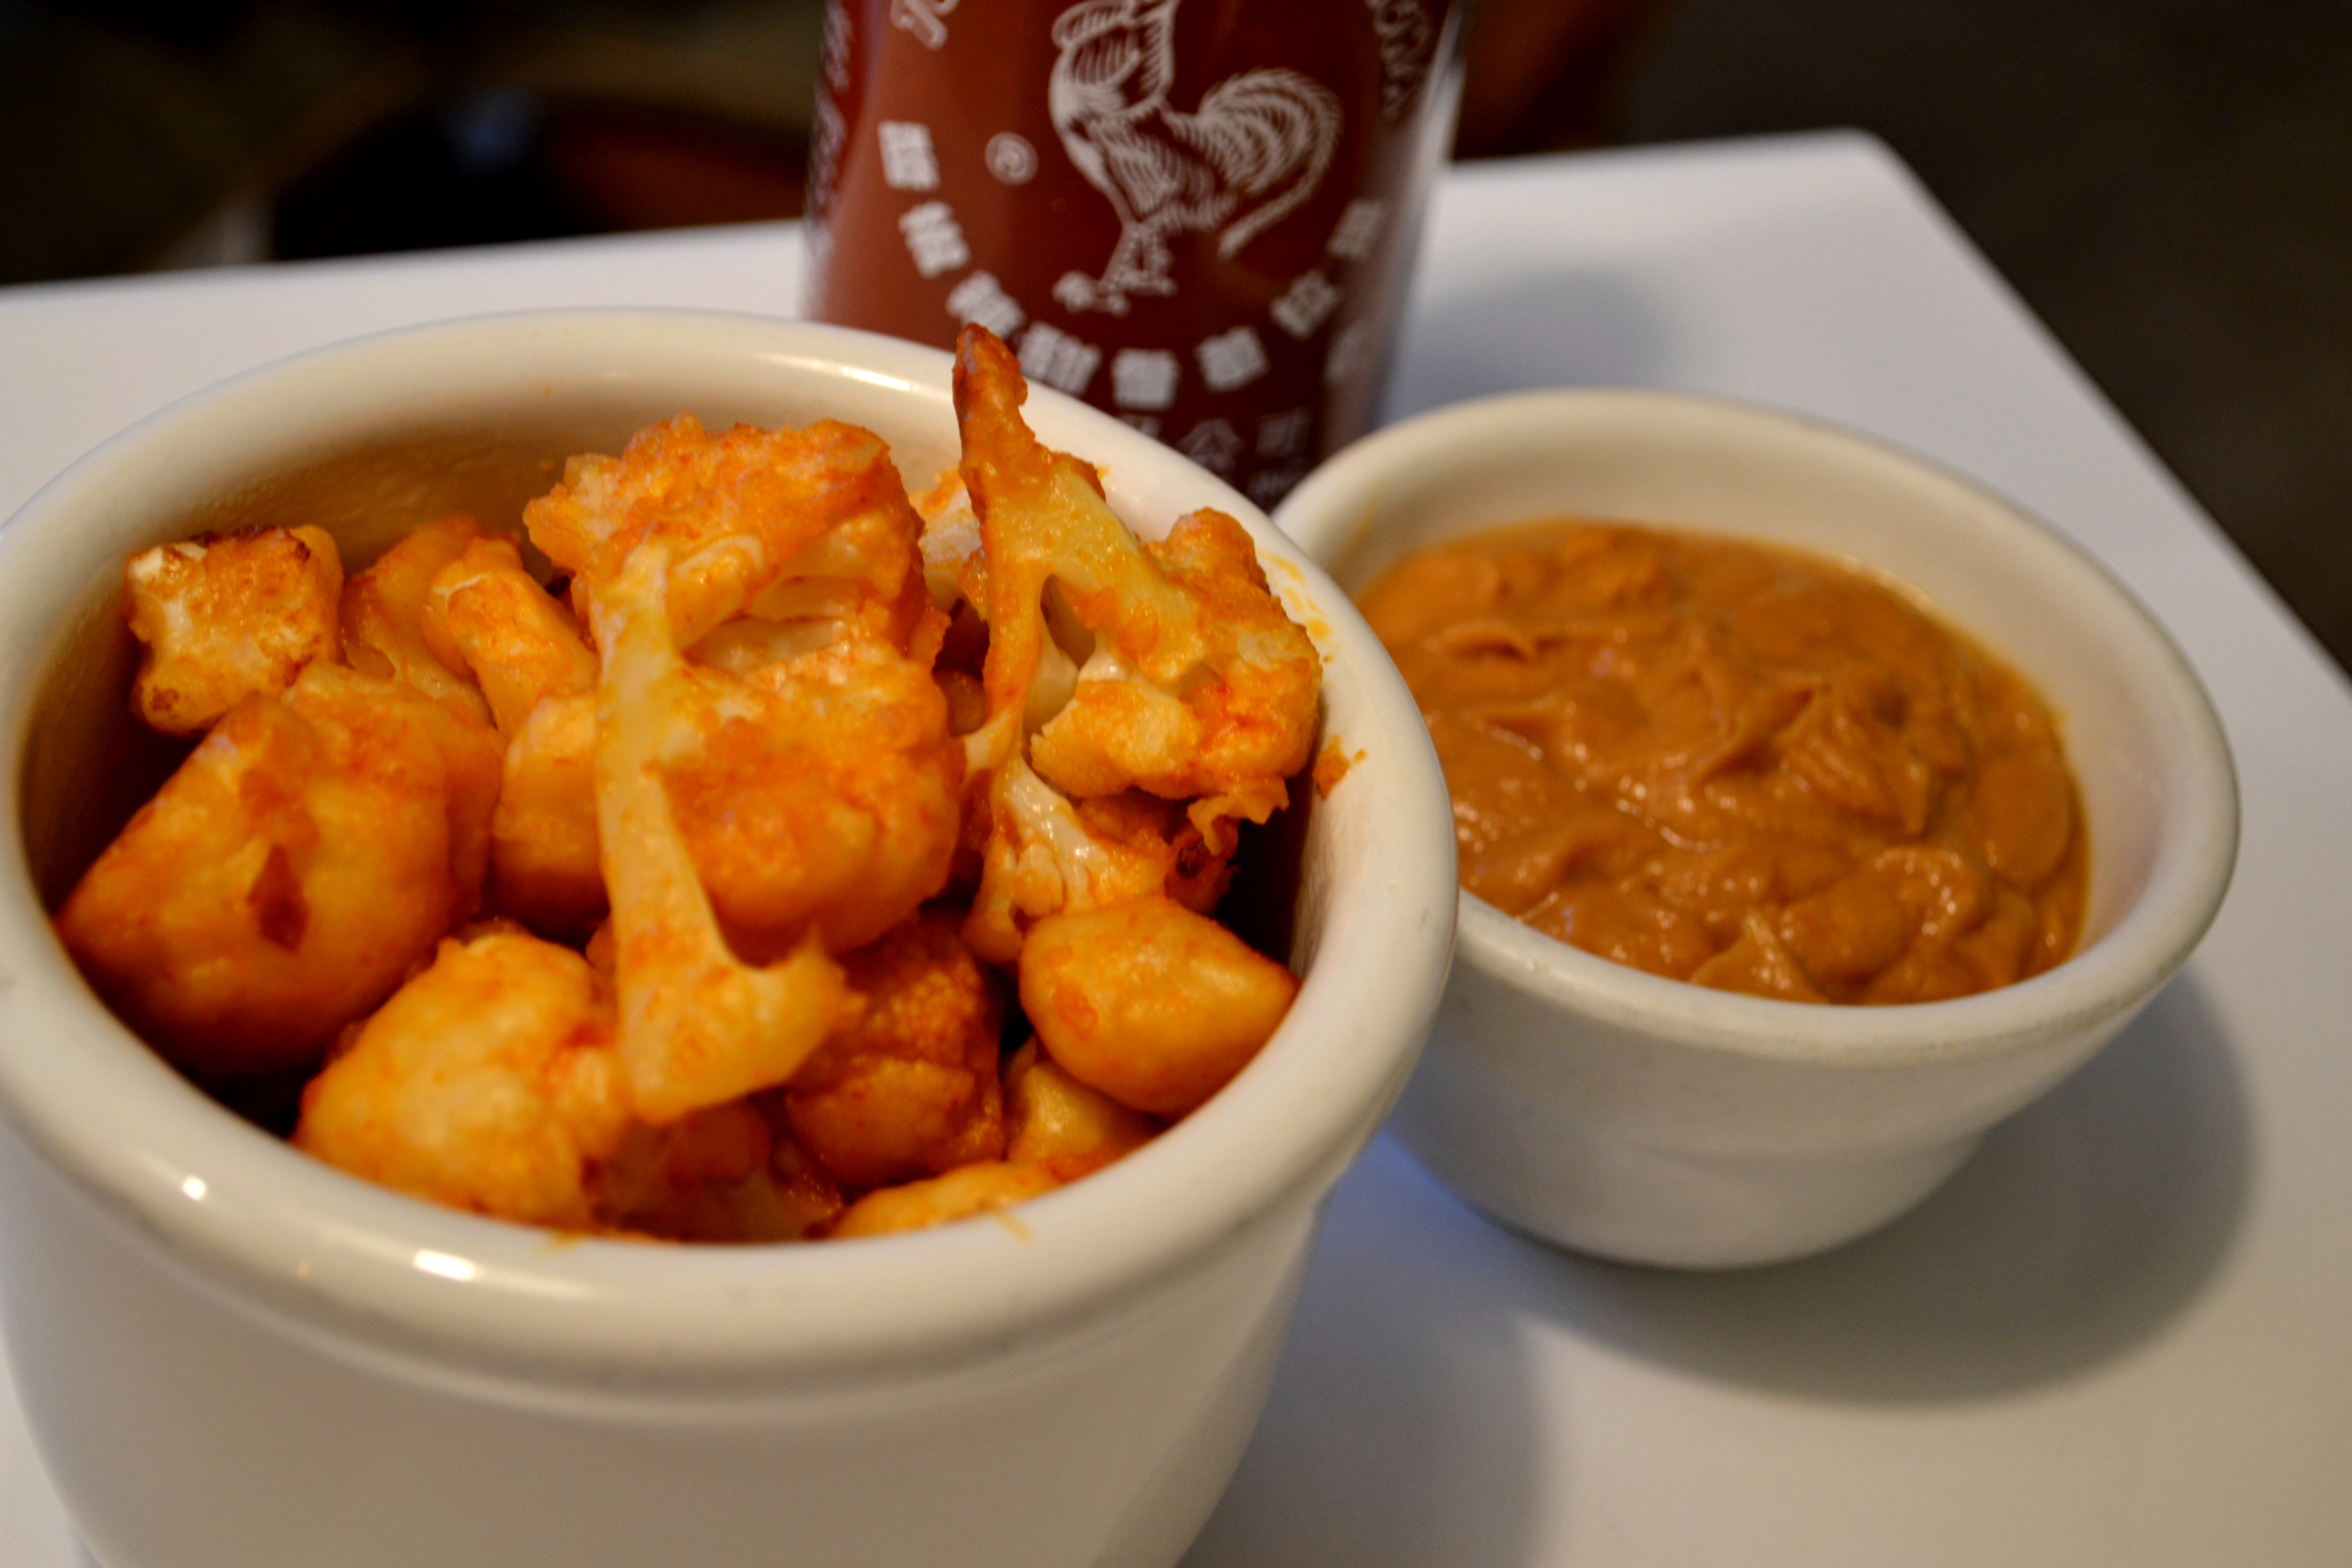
1360,520 -> 2087,1003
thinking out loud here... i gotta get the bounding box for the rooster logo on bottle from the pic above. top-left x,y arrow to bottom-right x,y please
1048,0 -> 1343,316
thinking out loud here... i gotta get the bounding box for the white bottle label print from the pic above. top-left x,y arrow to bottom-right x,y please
1047,0 -> 1343,317
1257,407 -> 1311,459
1177,419 -> 1243,475
879,121 -> 943,190
1111,347 -> 1181,410
1017,321 -> 1105,396
947,271 -> 1028,339
1195,324 -> 1270,392
900,202 -> 972,276
893,0 -> 959,50
986,133 -> 1041,184
1270,269 -> 1342,339
822,1 -> 854,92
1367,0 -> 1438,120
1326,198 -> 1387,261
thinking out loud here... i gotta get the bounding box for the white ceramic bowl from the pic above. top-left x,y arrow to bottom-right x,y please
1273,388 -> 2238,1269
0,311 -> 1458,1568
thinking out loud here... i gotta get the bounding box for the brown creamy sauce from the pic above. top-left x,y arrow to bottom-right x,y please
1361,520 -> 2087,1003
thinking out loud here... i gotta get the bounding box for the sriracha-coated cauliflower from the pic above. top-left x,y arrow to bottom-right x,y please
781,910 -> 1007,1190
421,531 -> 599,736
521,415 -> 963,963
56,660 -> 501,1081
121,524 -> 344,737
502,414 -> 974,1127
61,329 -> 1322,1243
339,517 -> 496,727
298,923 -> 847,1241
950,323 -> 1320,964
293,925 -> 631,1231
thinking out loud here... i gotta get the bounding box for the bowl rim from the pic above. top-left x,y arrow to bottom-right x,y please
0,307 -> 1459,1386
1272,384 -> 2239,1067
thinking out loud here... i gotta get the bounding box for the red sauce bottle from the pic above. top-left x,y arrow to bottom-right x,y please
804,0 -> 1465,507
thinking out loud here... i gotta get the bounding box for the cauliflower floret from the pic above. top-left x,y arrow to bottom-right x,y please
409,531 -> 604,938
954,324 -> 1318,825
1017,892 -> 1297,1117
122,525 -> 344,736
488,693 -> 604,937
524,414 -> 969,1122
494,669 -> 967,953
829,1161 -> 1060,1239
587,529 -> 856,1124
513,414 -> 966,1116
948,325 -> 1317,961
295,925 -> 854,1240
487,420 -> 972,954
782,912 -> 1007,1190
294,926 -> 846,1241
422,533 -> 598,734
520,413 -> 962,960
341,516 -> 494,726
911,468 -> 988,615
56,662 -> 502,1081
525,413 -> 933,652
1029,510 -> 1322,827
962,764 -> 1241,962
293,928 -> 631,1229
591,1098 -> 844,1243
660,631 -> 962,958
962,755 -> 1180,963
1002,1039 -> 1159,1183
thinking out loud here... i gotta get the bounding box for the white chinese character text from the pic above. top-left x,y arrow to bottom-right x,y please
1258,408 -> 1312,459
1177,419 -> 1243,476
1271,271 -> 1344,339
1325,318 -> 1374,385
1111,348 -> 1180,410
1328,199 -> 1388,262
946,272 -> 1026,338
1017,321 -> 1103,396
879,121 -> 941,190
1196,326 -> 1270,393
898,201 -> 970,277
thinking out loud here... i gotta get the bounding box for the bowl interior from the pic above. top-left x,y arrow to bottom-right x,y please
0,311 -> 1456,1381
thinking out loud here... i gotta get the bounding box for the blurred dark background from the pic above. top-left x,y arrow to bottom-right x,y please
2,0 -> 2344,671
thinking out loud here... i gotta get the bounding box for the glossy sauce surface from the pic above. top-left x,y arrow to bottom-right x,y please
1361,520 -> 2086,1002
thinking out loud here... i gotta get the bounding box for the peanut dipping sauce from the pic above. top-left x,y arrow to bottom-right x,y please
1360,520 -> 2087,1003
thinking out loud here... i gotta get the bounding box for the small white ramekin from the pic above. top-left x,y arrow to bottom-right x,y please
1273,388 -> 2237,1268
0,312 -> 1458,1567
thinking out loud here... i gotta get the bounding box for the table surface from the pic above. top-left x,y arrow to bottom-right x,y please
4,131 -> 2347,1568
